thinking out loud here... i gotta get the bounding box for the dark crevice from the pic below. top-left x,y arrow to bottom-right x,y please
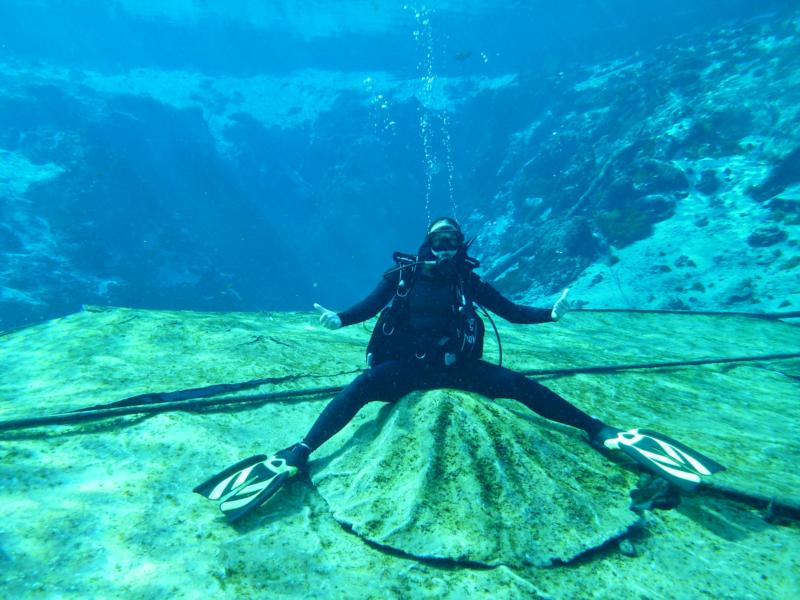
702,483 -> 800,522
546,521 -> 646,568
338,521 -> 497,571
339,511 -> 648,571
330,471 -> 800,573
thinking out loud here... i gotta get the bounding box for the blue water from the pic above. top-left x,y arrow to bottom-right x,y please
0,0 -> 796,330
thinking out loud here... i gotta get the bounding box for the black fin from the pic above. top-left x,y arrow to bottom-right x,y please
606,428 -> 725,492
218,458 -> 298,522
193,454 -> 268,500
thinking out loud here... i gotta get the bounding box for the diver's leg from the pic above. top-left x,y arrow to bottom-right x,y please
298,360 -> 421,455
198,362 -> 417,520
445,360 -> 607,437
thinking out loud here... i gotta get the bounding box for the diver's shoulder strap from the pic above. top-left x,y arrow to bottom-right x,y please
391,252 -> 419,298
381,252 -> 416,277
460,266 -> 482,298
392,251 -> 418,264
463,255 -> 481,273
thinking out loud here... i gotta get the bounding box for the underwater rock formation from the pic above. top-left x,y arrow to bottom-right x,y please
747,224 -> 788,248
312,390 -> 639,567
1,307 -> 799,598
482,216 -> 604,295
476,11 -> 800,313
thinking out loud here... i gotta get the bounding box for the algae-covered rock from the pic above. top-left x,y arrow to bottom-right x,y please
747,224 -> 788,247
312,390 -> 639,567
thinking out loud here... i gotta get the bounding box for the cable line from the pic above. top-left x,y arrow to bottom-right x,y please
2,352 -> 798,433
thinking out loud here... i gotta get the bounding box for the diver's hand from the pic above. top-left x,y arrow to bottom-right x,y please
314,303 -> 342,330
551,288 -> 572,321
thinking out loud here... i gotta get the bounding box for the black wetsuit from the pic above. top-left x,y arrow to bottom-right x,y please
301,264 -> 605,451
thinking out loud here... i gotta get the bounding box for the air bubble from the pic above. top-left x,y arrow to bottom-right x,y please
411,6 -> 457,224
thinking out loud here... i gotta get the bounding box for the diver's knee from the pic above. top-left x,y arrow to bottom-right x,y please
353,360 -> 402,394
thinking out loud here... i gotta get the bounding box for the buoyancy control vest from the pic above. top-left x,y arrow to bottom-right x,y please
366,252 -> 485,367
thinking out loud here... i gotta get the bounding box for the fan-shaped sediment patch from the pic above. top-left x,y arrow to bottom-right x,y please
312,390 -> 639,567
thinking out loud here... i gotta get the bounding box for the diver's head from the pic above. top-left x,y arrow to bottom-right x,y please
426,217 -> 464,262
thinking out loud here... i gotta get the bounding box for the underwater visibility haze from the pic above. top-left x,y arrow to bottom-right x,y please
1,0 -> 799,327
1,1 -> 799,598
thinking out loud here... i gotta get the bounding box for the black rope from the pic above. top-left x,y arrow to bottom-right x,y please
1,352 -> 798,433
575,308 -> 800,320
70,373 -> 313,412
520,352 -> 800,377
0,385 -> 344,432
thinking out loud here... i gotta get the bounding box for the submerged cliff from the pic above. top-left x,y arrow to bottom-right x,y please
2,7 -> 799,331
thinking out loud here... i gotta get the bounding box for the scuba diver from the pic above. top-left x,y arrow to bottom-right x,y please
195,217 -> 725,522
